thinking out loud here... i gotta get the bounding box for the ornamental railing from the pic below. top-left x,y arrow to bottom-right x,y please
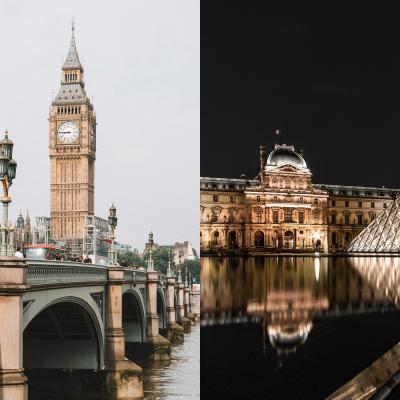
26,260 -> 108,287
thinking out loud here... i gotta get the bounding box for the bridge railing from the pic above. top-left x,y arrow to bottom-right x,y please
26,261 -> 164,288
26,260 -> 109,287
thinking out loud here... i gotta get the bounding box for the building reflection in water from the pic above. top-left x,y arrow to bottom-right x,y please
201,256 -> 395,362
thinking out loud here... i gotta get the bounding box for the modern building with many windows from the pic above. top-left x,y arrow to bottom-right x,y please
200,143 -> 400,253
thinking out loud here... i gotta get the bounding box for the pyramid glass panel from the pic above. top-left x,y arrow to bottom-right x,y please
347,197 -> 400,253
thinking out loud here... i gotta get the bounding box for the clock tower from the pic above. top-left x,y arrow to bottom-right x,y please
49,23 -> 96,242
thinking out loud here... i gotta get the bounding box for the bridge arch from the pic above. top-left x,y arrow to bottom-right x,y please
157,288 -> 167,333
23,296 -> 104,370
122,288 -> 146,343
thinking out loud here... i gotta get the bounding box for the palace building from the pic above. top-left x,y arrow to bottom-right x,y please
200,143 -> 400,253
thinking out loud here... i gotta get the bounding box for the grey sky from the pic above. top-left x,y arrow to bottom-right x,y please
0,0 -> 199,251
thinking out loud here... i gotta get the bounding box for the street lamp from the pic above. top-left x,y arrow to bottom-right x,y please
108,203 -> 117,266
147,231 -> 154,271
167,248 -> 173,277
177,253 -> 182,283
184,265 -> 189,287
0,131 -> 17,256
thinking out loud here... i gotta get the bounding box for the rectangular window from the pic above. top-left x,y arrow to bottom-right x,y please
213,195 -> 218,202
384,203 -> 387,209
284,208 -> 292,222
331,213 -> 336,224
358,201 -> 362,207
370,213 -> 376,221
230,196 -> 235,203
345,201 -> 349,207
371,202 -> 375,208
357,214 -> 363,225
331,200 -> 336,207
273,210 -> 279,224
344,214 -> 350,225
299,211 -> 304,224
256,210 -> 262,223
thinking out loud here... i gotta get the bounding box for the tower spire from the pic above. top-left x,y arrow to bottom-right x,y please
63,19 -> 81,70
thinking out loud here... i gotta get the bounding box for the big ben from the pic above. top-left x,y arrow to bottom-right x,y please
49,23 -> 96,243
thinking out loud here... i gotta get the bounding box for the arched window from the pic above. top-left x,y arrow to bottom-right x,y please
212,231 -> 219,245
254,231 -> 264,247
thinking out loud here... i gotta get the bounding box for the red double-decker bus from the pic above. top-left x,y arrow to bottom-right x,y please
24,244 -> 66,260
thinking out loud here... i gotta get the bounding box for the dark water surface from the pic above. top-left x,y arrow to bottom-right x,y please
201,256 -> 400,400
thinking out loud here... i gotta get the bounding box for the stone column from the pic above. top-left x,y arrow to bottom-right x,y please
104,266 -> 143,399
145,271 -> 171,360
0,257 -> 28,400
165,275 -> 183,344
189,289 -> 198,322
184,285 -> 195,325
178,282 -> 191,333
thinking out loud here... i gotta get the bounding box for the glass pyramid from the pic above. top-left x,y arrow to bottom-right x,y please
347,196 -> 400,252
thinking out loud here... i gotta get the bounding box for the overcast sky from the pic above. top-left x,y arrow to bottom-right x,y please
0,0 -> 199,251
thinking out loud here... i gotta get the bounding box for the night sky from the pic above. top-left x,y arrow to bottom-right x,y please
201,5 -> 400,188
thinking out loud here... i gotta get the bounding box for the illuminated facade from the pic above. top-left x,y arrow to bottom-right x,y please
200,144 -> 400,253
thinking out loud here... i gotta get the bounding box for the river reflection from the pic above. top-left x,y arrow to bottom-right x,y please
201,256 -> 400,399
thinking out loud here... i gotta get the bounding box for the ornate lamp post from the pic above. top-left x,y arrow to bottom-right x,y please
0,131 -> 17,256
184,265 -> 189,287
108,203 -> 117,265
177,254 -> 182,283
147,231 -> 154,271
167,248 -> 173,277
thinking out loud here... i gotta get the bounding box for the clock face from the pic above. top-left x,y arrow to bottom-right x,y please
90,125 -> 96,147
57,121 -> 80,144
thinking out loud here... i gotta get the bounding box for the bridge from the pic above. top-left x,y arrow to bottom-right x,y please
0,257 -> 198,400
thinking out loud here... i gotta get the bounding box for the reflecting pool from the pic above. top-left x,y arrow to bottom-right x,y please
201,256 -> 400,400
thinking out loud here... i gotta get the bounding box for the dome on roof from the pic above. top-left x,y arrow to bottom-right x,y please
266,144 -> 307,169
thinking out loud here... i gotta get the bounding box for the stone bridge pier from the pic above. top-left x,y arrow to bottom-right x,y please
104,266 -> 143,399
165,274 -> 184,344
144,270 -> 171,360
178,281 -> 192,333
0,257 -> 28,400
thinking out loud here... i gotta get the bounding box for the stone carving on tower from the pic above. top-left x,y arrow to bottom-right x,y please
49,22 -> 96,246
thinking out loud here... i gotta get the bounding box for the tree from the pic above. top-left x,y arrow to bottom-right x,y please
143,247 -> 170,275
181,259 -> 200,284
117,251 -> 145,268
142,248 -> 200,283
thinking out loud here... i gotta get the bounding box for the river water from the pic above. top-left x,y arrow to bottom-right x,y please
143,324 -> 200,399
201,256 -> 400,400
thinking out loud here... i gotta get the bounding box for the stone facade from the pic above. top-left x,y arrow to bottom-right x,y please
49,26 -> 96,241
200,143 -> 400,253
